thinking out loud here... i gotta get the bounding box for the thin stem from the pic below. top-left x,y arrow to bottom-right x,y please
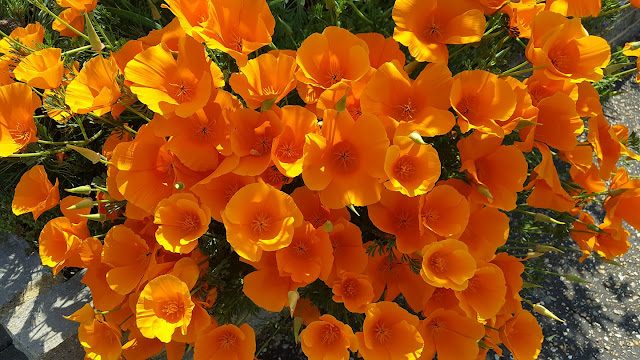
501,60 -> 530,75
498,65 -> 546,78
91,114 -> 137,134
89,12 -> 114,49
600,3 -> 631,17
118,314 -> 134,327
62,45 -> 92,57
35,2 -> 90,41
614,67 -> 639,78
257,317 -> 287,356
349,1 -> 373,25
77,118 -> 89,141
120,102 -> 151,123
0,29 -> 35,52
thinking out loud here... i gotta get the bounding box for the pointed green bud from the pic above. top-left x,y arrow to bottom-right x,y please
476,184 -> 494,200
522,282 -> 543,289
586,223 -> 609,235
287,290 -> 300,317
68,145 -> 101,164
293,317 -> 304,344
629,41 -> 640,51
79,213 -> 107,222
322,220 -> 334,232
533,213 -> 566,225
174,182 -> 185,191
84,13 -> 105,52
514,119 -> 540,130
66,185 -> 92,195
526,251 -> 545,258
604,62 -> 632,75
334,88 -> 349,113
347,204 -> 360,216
536,244 -> 564,253
147,0 -> 161,20
261,97 -> 277,112
533,303 -> 565,323
66,198 -> 94,210
609,188 -> 629,197
408,131 -> 427,145
277,16 -> 293,36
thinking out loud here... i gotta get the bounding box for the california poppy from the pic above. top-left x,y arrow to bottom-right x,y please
455,262 -> 507,320
419,185 -> 470,238
230,108 -> 284,176
361,61 -> 455,139
458,206 -> 510,262
545,0 -> 601,17
164,0 -> 275,67
0,82 -> 41,156
290,186 -> 350,229
65,55 -> 122,116
60,196 -> 91,225
420,239 -> 477,291
276,221 -> 333,284
39,217 -> 89,275
604,169 -> 640,230
194,323 -> 256,360
102,225 -> 150,295
52,9 -> 84,38
324,217 -> 368,285
531,92 -> 584,152
77,318 -> 123,360
243,252 -> 303,312
419,308 -> 485,360
56,0 -> 97,12
125,36 -> 214,118
154,193 -> 211,254
291,298 -> 321,326
230,52 -> 298,109
14,48 -> 64,89
393,0 -> 486,63
136,274 -> 195,343
587,114 -> 625,180
525,143 -> 576,212
79,238 -> 127,311
356,301 -> 424,360
500,0 -> 545,39
491,253 -> 525,315
331,272 -> 374,313
295,27 -> 370,102
357,33 -> 406,69
12,165 -> 60,220
0,22 -> 44,53
499,310 -> 543,360
302,110 -> 389,209
271,106 -> 319,178
300,315 -> 357,360
191,172 -> 256,223
221,182 -> 303,262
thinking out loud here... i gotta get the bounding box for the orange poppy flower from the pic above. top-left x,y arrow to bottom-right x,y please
420,239 -> 477,291
154,193 -> 211,254
102,225 -> 150,295
524,70 -> 578,107
0,83 -> 41,156
331,272 -> 374,313
258,163 -> 293,190
295,27 -> 370,101
458,131 -> 528,211
230,52 -> 298,109
491,253 -> 525,314
124,36 -> 215,118
587,114 -> 626,180
633,0 -> 640,7
300,315 -> 357,360
589,217 -> 631,260
12,165 -> 60,220
243,252 -> 303,311
324,217 -> 367,285
356,301 -> 424,360
419,308 -> 485,360
136,274 -> 195,343
270,106 -> 319,178
139,18 -> 186,52
154,89 -> 241,172
65,55 -> 122,116
604,169 -> 640,230
77,317 -> 123,360
361,61 -> 455,139
357,33 -> 405,69
165,0 -> 275,66
60,196 -> 91,224
527,11 -> 610,82
454,262 -> 507,320
419,185 -> 470,238
78,238 -> 127,311
422,288 -> 463,316
368,189 -> 436,255
384,131 -> 441,196
500,77 -> 539,135
56,0 -> 97,12
458,206 -> 509,262
576,81 -> 603,118
545,0 -> 601,17
39,217 -> 89,275
0,22 -> 44,54
14,48 -> 64,89
499,310 -> 543,360
451,70 -> 517,137
276,221 -> 333,284
171,300 -> 214,345
303,110 -> 389,209
228,108 -> 284,176
291,297 -> 321,326
525,143 -> 576,212
290,186 -> 350,229
194,323 -> 256,360
191,172 -> 256,223
52,8 -> 84,38
122,326 -> 165,359
392,0 -> 485,63
569,162 -> 607,195
500,0 -> 545,39
221,182 -> 303,262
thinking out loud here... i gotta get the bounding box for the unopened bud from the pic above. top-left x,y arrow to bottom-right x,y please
66,185 -> 92,195
533,303 -> 565,323
408,131 -> 427,145
629,41 -> 640,51
536,244 -> 564,253
174,182 -> 185,191
79,213 -> 107,222
608,188 -> 629,197
514,119 -> 540,130
293,317 -> 303,344
476,184 -> 494,200
334,89 -> 349,113
84,13 -> 105,51
261,97 -> 277,112
277,16 -> 293,36
66,198 -> 94,210
526,251 -> 545,259
287,290 -> 300,317
147,0 -> 161,20
322,220 -> 334,232
533,213 -> 566,225
68,145 -> 101,164
562,274 -> 591,284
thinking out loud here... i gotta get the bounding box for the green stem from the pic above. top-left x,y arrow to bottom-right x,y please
498,65 -> 546,78
6,147 -> 68,158
348,1 -> 373,25
120,102 -> 152,123
95,307 -> 121,315
77,118 -> 89,142
0,29 -> 35,52
62,45 -> 92,57
35,2 -> 90,41
599,3 -> 631,17
449,44 -> 471,59
118,314 -> 134,327
90,114 -> 137,135
613,67 -> 639,78
501,60 -> 530,75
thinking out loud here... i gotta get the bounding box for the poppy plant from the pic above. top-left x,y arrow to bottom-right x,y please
300,315 -> 358,360
420,239 -> 477,291
275,221 -> 334,284
65,55 -> 122,116
13,48 -> 64,89
194,323 -> 256,360
418,308 -> 485,360
12,165 -> 60,220
0,82 -> 41,156
332,272 -> 375,313
154,193 -> 211,254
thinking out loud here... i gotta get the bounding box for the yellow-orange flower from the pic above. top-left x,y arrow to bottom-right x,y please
331,272 -> 374,313
14,48 -> 64,89
300,315 -> 357,360
194,324 -> 256,360
500,0 -> 545,39
124,36 -> 215,118
0,22 -> 44,53
166,0 -> 275,66
419,185 -> 470,238
39,217 -> 89,275
154,193 -> 211,254
229,108 -> 284,176
221,183 -> 303,262
302,110 -> 389,209
56,0 -> 98,12
420,239 -> 477,291
78,318 -> 123,360
325,217 -> 368,285
275,221 -> 333,284
356,33 -> 406,69
271,106 -> 319,178
458,206 -> 510,262
12,165 -> 60,220
230,52 -> 298,109
384,132 -> 441,196
242,252 -> 303,312
52,9 -> 84,38
499,310 -> 543,360
418,308 -> 485,360
525,143 -> 576,212
0,83 -> 41,156
393,0 -> 485,63
191,172 -> 256,223
356,301 -> 424,360
65,55 -> 122,116
136,274 -> 195,343
101,225 -> 150,295
455,262 -> 507,320
545,0 -> 601,17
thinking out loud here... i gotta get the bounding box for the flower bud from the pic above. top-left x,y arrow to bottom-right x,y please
66,198 -> 94,210
68,145 -> 101,164
408,131 -> 428,145
533,213 -> 566,225
79,213 -> 107,222
84,13 -> 105,51
174,182 -> 185,191
533,303 -> 565,323
65,185 -> 92,195
476,184 -> 494,200
288,290 -> 300,317
322,220 -> 334,232
535,244 -> 564,253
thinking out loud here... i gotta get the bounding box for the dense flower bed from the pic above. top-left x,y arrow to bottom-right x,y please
2,0 -> 640,359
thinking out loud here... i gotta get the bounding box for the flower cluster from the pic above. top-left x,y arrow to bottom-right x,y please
2,0 -> 640,359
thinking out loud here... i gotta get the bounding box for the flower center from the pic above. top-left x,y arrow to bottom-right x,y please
330,141 -> 359,174
393,155 -> 417,181
394,211 -> 414,231
397,98 -> 417,121
341,278 -> 359,297
321,324 -> 340,344
276,138 -> 302,162
161,300 -> 185,322
250,211 -> 273,237
374,322 -> 392,343
218,331 -> 238,350
252,134 -> 272,156
430,255 -> 447,274
170,81 -> 193,102
181,212 -> 200,232
422,208 -> 440,225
